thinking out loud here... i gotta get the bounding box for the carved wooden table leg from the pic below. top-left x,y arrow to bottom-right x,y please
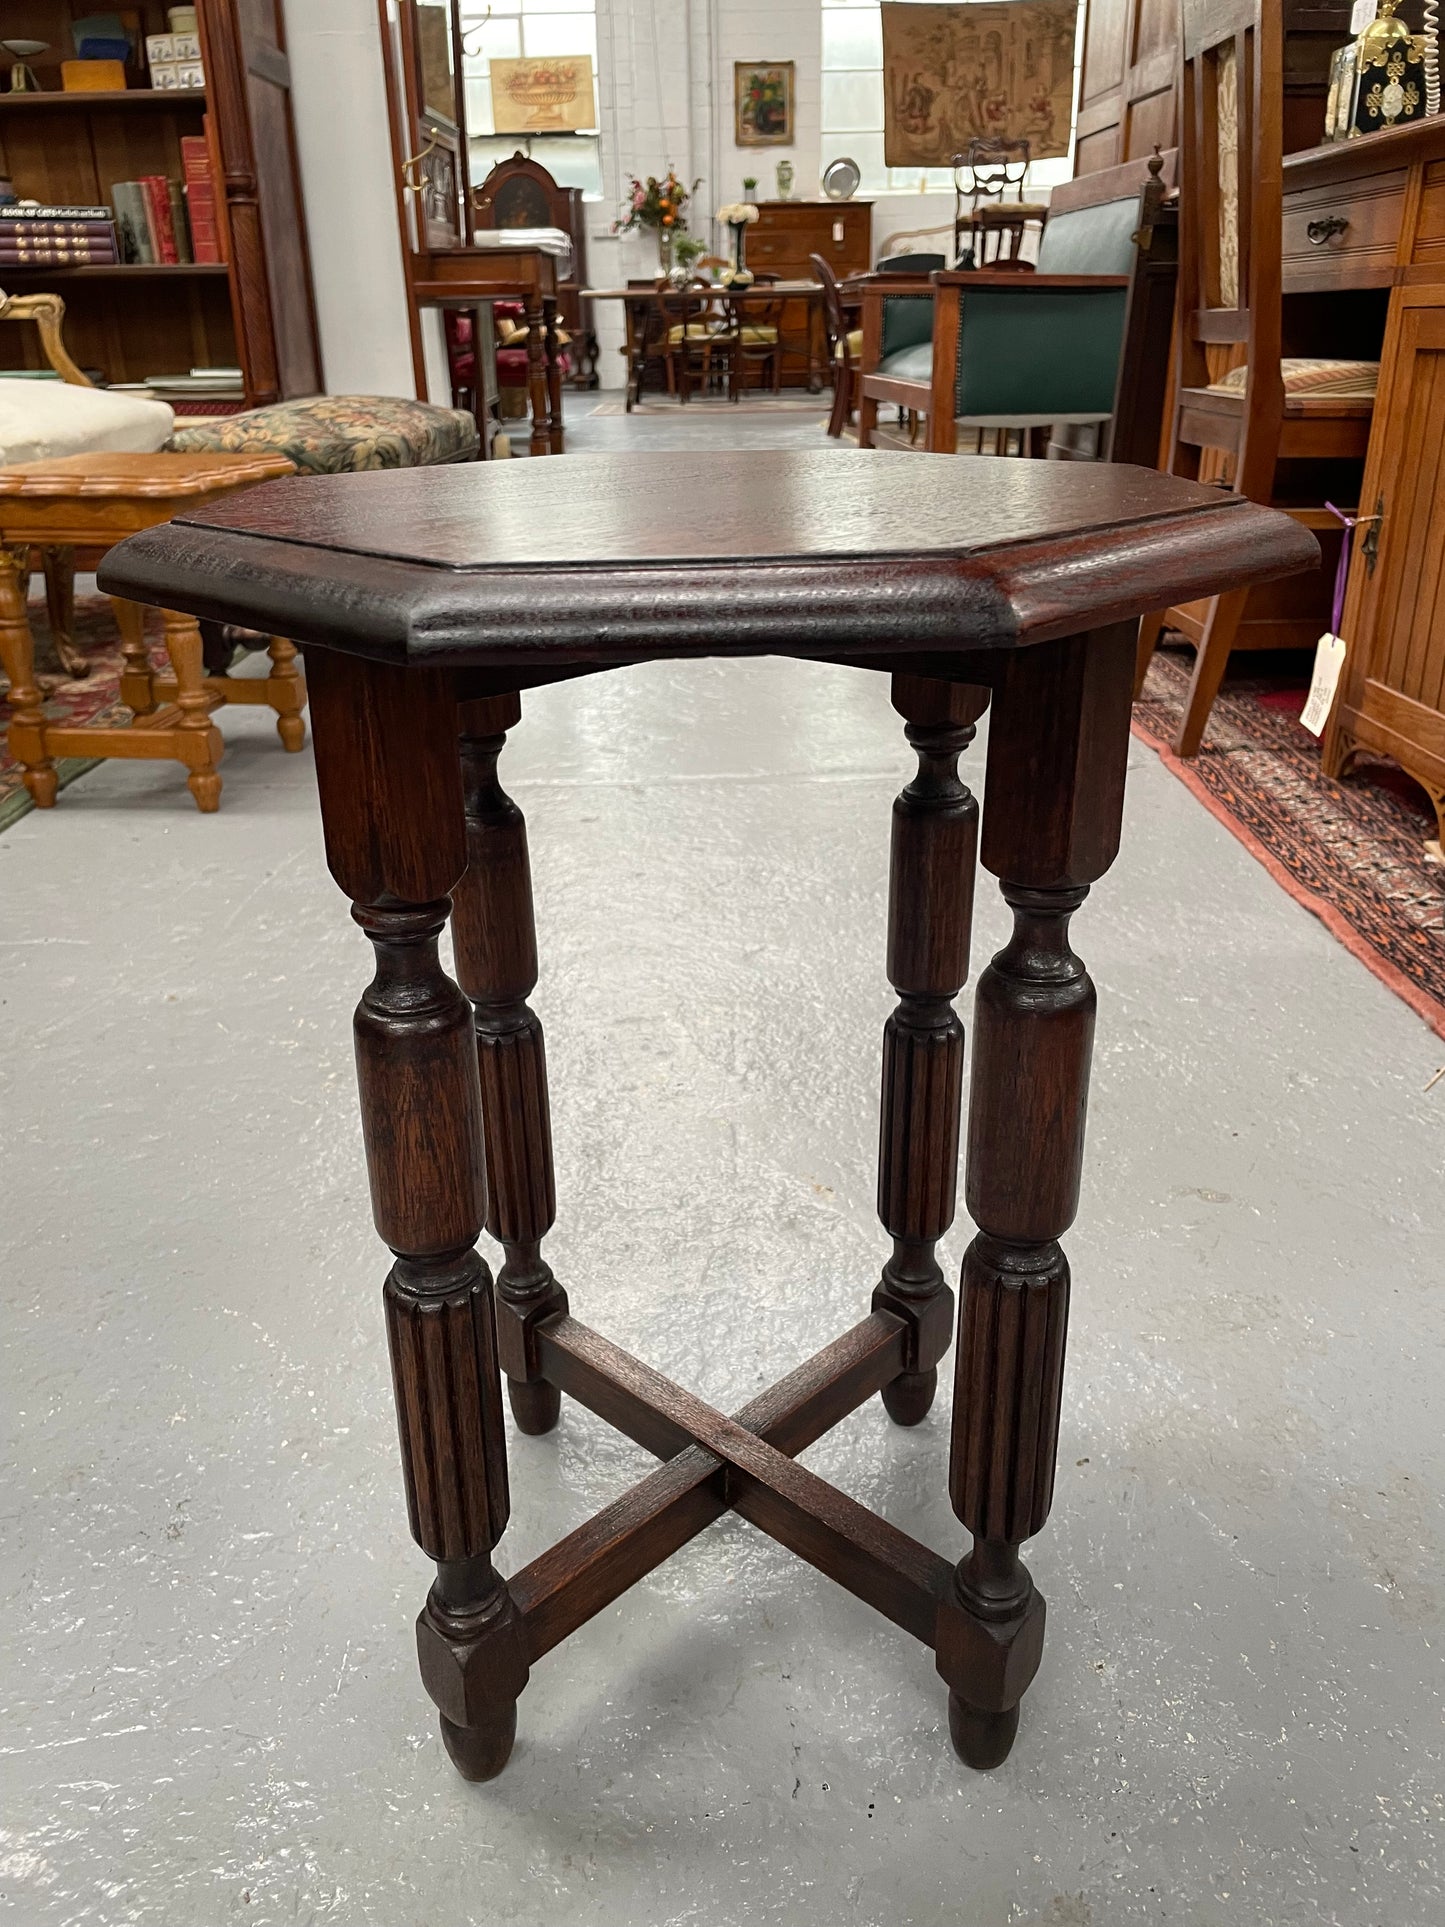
114,597 -> 158,717
873,673 -> 988,1426
454,693 -> 569,1436
161,609 -> 224,812
525,296 -> 550,458
543,296 -> 565,455
41,546 -> 86,678
0,544 -> 57,807
939,623 -> 1135,1770
307,650 -> 528,1782
265,637 -> 307,750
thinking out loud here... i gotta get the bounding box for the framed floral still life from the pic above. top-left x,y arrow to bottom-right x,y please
735,61 -> 795,147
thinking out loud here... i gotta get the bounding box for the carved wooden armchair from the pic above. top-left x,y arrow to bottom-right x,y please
0,289 -> 92,675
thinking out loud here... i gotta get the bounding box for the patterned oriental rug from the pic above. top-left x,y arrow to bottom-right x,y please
1134,645 -> 1445,1041
0,595 -> 167,834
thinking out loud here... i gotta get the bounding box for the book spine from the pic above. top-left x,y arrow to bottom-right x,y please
140,176 -> 178,264
1,204 -> 112,221
111,183 -> 155,264
0,240 -> 119,264
181,135 -> 221,264
0,220 -> 117,239
167,180 -> 193,264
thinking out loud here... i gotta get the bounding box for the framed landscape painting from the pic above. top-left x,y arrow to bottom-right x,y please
735,61 -> 795,147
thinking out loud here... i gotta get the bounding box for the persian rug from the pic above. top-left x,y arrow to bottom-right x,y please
0,595 -> 168,834
1134,644 -> 1445,1041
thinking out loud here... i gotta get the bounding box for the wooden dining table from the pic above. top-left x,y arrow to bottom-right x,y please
584,281 -> 836,394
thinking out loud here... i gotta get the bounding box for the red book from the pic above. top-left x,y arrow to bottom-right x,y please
140,176 -> 178,264
180,136 -> 220,263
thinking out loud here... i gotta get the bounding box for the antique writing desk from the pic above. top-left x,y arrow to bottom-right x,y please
100,454 -> 1312,1778
413,244 -> 567,459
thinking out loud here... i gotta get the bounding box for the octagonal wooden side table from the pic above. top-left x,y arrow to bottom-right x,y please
101,453 -> 1315,1776
0,452 -> 298,813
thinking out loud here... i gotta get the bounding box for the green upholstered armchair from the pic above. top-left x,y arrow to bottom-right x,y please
854,152 -> 1177,461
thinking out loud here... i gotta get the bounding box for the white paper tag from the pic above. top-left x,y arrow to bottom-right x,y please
1351,0 -> 1376,33
1300,632 -> 1347,736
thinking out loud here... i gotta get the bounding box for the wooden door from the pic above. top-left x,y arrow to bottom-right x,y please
199,0 -> 322,401
1326,291 -> 1445,835
1074,0 -> 1178,177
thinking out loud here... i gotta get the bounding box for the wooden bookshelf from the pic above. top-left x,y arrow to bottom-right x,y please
0,1 -> 319,402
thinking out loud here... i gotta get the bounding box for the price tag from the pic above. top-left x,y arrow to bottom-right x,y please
1350,0 -> 1376,33
1300,632 -> 1347,737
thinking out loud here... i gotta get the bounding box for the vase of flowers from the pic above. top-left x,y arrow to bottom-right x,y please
612,166 -> 701,280
716,202 -> 759,285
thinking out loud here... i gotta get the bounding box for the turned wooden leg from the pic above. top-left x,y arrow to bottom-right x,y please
41,546 -> 86,678
265,636 -> 307,751
162,608 -> 224,811
525,297 -> 549,458
454,693 -> 568,1436
307,649 -> 528,1782
938,623 -> 1135,1769
543,296 -> 565,455
0,544 -> 57,807
113,596 -> 157,715
874,674 -> 988,1426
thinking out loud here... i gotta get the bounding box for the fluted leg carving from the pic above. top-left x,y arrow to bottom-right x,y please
873,676 -> 987,1425
455,694 -> 568,1436
938,623 -> 1135,1770
308,649 -> 526,1782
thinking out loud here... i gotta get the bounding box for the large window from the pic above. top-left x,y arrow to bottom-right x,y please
460,0 -> 602,199
821,0 -> 1078,197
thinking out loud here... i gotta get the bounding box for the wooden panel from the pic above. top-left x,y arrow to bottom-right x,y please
1075,0 -> 1177,175
1282,169 -> 1406,292
1412,161 -> 1445,277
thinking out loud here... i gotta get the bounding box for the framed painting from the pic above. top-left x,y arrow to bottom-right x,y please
735,61 -> 795,147
881,1 -> 1079,166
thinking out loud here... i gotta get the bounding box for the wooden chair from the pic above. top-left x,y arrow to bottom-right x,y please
953,138 -> 1048,269
855,154 -> 1177,461
661,285 -> 738,403
1133,0 -> 1377,756
0,290 -> 94,677
732,272 -> 785,396
810,252 -> 861,438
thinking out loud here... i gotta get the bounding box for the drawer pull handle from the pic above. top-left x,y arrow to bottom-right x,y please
1307,215 -> 1350,246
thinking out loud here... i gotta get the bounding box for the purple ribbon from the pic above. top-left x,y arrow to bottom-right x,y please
1324,501 -> 1373,637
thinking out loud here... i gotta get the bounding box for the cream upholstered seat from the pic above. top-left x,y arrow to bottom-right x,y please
0,378 -> 174,465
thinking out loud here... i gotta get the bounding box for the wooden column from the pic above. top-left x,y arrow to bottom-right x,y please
543,296 -> 565,454
307,649 -> 527,1783
873,674 -> 988,1425
938,622 -> 1135,1770
453,694 -> 569,1436
0,546 -> 56,807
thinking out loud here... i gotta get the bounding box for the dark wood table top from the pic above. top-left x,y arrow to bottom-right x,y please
99,450 -> 1317,668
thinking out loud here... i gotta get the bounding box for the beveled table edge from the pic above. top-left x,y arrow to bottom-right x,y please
96,493 -> 1320,667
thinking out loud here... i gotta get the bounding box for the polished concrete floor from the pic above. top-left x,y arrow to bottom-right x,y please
3,399 -> 1443,1927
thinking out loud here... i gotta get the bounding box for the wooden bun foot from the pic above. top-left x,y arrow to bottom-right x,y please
881,1367 -> 937,1426
439,1703 -> 517,1782
508,1376 -> 561,1436
277,712 -> 306,752
948,1692 -> 1020,1770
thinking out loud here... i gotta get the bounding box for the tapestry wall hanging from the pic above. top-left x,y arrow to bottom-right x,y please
881,1 -> 1079,167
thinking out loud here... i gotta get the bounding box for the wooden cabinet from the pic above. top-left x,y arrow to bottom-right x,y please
0,0 -> 320,406
1323,130 -> 1445,848
746,201 -> 871,388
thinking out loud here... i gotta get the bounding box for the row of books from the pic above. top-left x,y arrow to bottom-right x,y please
1,202 -> 119,265
113,139 -> 222,264
0,133 -> 223,268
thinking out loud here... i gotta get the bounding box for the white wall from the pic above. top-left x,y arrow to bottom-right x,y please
282,0 -> 415,397
714,0 -> 822,204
